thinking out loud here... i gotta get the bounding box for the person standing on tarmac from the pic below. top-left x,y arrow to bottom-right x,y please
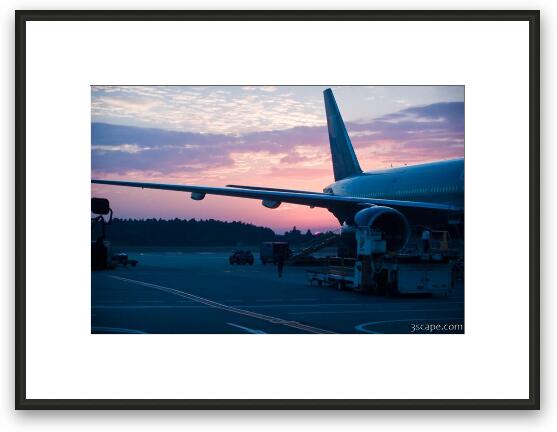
422,227 -> 431,254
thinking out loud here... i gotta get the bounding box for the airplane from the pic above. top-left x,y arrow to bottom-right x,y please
92,88 -> 464,253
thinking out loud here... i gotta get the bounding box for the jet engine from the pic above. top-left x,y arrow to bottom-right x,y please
353,206 -> 410,253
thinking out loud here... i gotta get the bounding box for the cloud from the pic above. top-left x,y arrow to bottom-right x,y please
92,86 -> 323,134
92,102 -> 464,180
91,143 -> 145,154
93,97 -> 163,113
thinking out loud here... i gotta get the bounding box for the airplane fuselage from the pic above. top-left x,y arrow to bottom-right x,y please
324,158 -> 464,226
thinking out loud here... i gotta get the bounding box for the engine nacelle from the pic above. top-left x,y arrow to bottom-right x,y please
354,206 -> 410,253
262,200 -> 281,209
191,192 -> 206,201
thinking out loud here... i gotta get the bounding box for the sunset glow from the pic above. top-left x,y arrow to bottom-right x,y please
91,86 -> 464,233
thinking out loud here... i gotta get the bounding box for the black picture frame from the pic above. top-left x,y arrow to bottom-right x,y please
15,10 -> 540,410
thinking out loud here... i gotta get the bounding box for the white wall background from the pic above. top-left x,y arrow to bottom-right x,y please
0,0 -> 553,430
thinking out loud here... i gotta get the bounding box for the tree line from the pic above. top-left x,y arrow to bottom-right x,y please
93,218 -> 322,247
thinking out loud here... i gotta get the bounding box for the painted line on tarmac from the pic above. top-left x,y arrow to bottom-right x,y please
227,323 -> 266,334
110,275 -> 335,334
93,305 -> 201,309
247,302 -> 464,308
289,308 -> 464,315
91,326 -> 146,334
355,318 -> 463,334
91,304 -> 464,311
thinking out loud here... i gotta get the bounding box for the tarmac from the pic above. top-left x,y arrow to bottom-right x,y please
91,250 -> 464,334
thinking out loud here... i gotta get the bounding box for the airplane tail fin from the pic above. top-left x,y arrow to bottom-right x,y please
323,88 -> 363,181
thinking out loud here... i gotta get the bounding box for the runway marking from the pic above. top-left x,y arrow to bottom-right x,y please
251,302 -> 464,308
355,318 -> 464,334
289,308 -> 463,315
255,298 -> 283,302
110,275 -> 335,334
92,303 -> 464,311
92,326 -> 146,334
227,323 -> 266,334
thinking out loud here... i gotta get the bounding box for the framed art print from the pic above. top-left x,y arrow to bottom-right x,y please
15,10 -> 540,409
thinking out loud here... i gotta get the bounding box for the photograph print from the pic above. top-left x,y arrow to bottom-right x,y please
90,85 -> 464,335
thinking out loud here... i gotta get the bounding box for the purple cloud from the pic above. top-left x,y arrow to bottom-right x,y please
92,102 -> 464,176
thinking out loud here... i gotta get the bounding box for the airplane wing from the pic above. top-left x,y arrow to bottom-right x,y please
91,179 -> 462,213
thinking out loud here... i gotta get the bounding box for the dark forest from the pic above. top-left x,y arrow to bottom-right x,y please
93,218 -> 321,247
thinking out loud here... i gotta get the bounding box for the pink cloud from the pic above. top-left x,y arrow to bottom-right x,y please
92,102 -> 463,232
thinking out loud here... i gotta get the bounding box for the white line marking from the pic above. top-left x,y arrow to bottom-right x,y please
93,305 -> 203,309
289,308 -> 464,315
110,275 -> 335,334
227,323 -> 266,334
355,317 -> 464,334
250,302 -> 464,308
92,304 -> 464,312
91,326 -> 146,334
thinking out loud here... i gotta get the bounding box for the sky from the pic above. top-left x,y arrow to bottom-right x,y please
91,85 -> 464,233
